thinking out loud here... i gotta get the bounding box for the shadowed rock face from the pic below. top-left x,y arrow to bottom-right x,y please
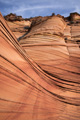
28,16 -> 51,27
0,12 -> 80,120
69,12 -> 80,21
65,12 -> 80,22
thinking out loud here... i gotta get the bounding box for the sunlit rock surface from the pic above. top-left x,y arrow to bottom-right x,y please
6,20 -> 31,39
0,12 -> 80,120
4,13 -> 31,39
5,13 -> 51,40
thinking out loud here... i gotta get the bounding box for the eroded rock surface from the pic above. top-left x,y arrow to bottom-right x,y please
4,13 -> 31,39
0,12 -> 80,120
7,20 -> 31,39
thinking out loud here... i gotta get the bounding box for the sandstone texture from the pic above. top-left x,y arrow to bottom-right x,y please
4,13 -> 31,39
7,20 -> 31,39
0,12 -> 80,120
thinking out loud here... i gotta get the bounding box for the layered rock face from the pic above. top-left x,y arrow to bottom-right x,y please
4,14 -> 51,40
7,20 -> 31,39
0,12 -> 80,120
4,13 -> 31,39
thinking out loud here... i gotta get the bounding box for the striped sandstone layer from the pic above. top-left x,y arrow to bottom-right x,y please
6,20 -> 31,39
0,12 -> 80,120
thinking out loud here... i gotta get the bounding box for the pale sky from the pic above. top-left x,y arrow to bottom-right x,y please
0,0 -> 80,18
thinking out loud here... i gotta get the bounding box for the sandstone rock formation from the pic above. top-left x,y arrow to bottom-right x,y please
5,14 -> 51,40
5,12 -> 80,41
7,20 -> 31,39
65,12 -> 80,21
28,16 -> 51,27
4,13 -> 23,21
0,12 -> 80,120
4,13 -> 31,39
69,12 -> 80,21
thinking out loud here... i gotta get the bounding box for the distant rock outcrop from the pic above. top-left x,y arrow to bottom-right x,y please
69,12 -> 80,21
65,12 -> 80,21
4,13 -> 23,21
